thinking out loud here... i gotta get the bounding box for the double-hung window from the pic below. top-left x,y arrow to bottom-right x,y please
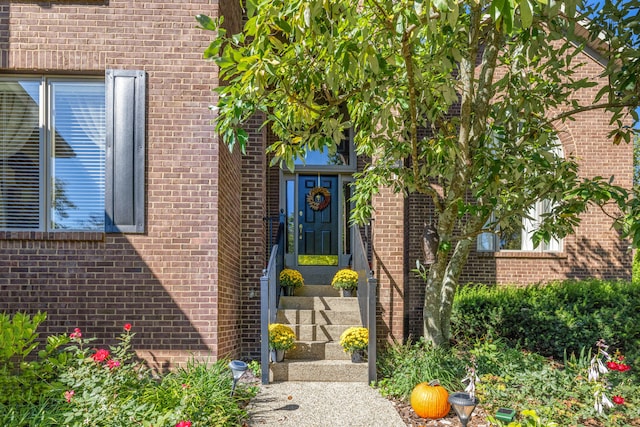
0,71 -> 145,233
0,78 -> 105,231
477,201 -> 562,252
477,136 -> 563,253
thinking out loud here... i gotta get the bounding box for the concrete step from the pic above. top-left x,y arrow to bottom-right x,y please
294,285 -> 339,297
292,324 -> 359,341
287,340 -> 351,360
279,296 -> 359,311
270,359 -> 368,382
276,309 -> 361,325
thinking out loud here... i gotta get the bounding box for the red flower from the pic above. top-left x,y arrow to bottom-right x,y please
612,395 -> 625,405
107,359 -> 121,370
69,328 -> 82,340
175,421 -> 192,427
64,390 -> 75,403
607,361 -> 619,370
123,323 -> 132,332
91,348 -> 110,363
617,363 -> 631,372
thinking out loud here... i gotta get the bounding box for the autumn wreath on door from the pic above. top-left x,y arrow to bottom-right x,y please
307,186 -> 331,211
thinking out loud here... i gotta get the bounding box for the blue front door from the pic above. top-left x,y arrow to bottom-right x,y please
297,175 -> 339,265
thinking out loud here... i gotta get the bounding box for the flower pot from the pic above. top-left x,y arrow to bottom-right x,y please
270,349 -> 285,363
342,288 -> 356,297
281,286 -> 294,296
351,349 -> 366,363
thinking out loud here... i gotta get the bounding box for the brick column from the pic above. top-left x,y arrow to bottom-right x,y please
240,114 -> 268,359
372,188 -> 407,345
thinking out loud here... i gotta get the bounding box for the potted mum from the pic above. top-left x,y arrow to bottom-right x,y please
331,268 -> 359,297
279,268 -> 304,296
339,326 -> 368,363
268,323 -> 296,362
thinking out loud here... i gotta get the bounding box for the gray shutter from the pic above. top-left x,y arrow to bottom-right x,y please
105,70 -> 146,233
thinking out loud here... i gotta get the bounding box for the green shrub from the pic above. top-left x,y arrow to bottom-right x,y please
376,336 -> 466,400
0,312 -> 69,423
633,250 -> 640,283
451,280 -> 640,362
0,314 -> 257,427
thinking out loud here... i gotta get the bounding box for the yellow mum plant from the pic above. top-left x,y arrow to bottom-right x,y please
339,327 -> 368,354
268,323 -> 296,351
331,268 -> 359,290
279,268 -> 304,288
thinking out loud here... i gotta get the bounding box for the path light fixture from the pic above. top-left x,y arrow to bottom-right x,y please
229,360 -> 248,397
448,392 -> 479,427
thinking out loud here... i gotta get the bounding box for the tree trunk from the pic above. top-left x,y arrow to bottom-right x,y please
422,237 -> 475,346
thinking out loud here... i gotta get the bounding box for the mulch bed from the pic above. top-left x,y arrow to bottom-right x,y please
390,398 -> 490,427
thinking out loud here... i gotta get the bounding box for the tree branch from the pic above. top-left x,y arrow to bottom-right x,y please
547,99 -> 639,125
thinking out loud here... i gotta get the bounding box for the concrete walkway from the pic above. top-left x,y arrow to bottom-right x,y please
246,382 -> 406,426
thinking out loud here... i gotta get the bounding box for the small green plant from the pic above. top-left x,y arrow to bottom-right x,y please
488,409 -> 559,426
248,359 -> 261,377
0,312 -> 70,426
376,337 -> 465,400
587,339 -> 632,415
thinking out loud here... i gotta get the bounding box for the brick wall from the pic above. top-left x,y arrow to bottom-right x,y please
0,0 -> 244,367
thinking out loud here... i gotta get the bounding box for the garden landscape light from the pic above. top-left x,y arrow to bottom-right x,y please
229,360 -> 247,396
448,392 -> 479,427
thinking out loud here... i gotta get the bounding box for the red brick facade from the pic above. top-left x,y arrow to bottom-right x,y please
0,1 -> 632,363
0,0 -> 248,367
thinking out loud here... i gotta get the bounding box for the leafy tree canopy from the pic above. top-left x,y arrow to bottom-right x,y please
198,0 -> 640,345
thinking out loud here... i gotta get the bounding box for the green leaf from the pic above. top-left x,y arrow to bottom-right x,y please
433,0 -> 449,12
519,0 -> 533,28
195,14 -> 218,31
246,0 -> 258,18
368,52 -> 380,74
273,18 -> 292,33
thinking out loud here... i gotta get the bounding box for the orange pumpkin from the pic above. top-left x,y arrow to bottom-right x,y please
410,380 -> 451,419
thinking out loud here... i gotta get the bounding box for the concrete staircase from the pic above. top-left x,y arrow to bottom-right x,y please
269,284 -> 368,382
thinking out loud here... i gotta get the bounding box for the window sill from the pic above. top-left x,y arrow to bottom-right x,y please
477,251 -> 567,259
0,231 -> 105,242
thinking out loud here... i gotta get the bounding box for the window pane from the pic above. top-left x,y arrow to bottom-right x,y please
0,81 -> 41,230
499,222 -> 522,250
286,179 -> 295,254
50,82 -> 105,230
294,129 -> 352,166
477,232 -> 495,251
342,180 -> 351,255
